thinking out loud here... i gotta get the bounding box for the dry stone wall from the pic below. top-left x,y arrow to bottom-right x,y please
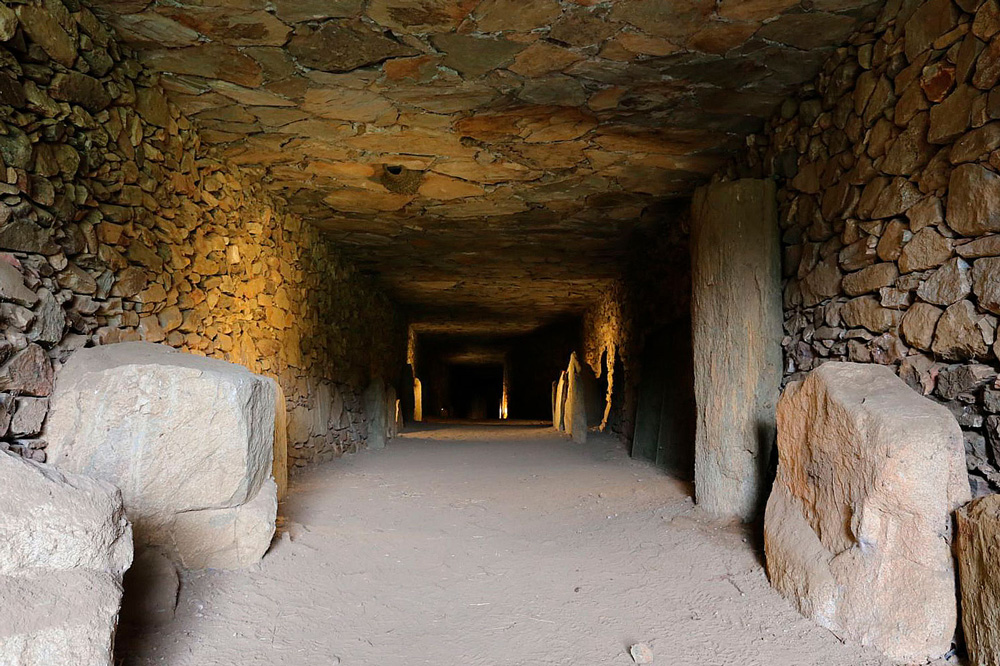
723,0 -> 1000,496
0,0 -> 405,469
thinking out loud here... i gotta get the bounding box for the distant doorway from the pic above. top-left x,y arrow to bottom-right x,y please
448,364 -> 504,419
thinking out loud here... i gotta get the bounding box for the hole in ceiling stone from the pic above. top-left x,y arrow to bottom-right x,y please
378,164 -> 423,195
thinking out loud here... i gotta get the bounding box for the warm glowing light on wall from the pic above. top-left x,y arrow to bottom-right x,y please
500,361 -> 510,420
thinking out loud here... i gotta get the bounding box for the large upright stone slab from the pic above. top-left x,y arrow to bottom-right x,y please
363,377 -> 390,449
273,382 -> 289,501
45,342 -> 277,570
554,370 -> 567,432
565,352 -> 588,443
691,178 -> 782,520
766,362 -> 970,663
956,494 -> 1000,666
0,451 -> 133,665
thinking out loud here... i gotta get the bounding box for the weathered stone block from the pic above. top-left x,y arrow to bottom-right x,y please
766,362 -> 970,663
554,370 -> 567,432
564,352 -> 589,444
273,382 -> 288,501
956,495 -> 1000,666
363,378 -> 390,450
45,342 -> 277,570
0,451 -> 133,666
691,179 -> 782,521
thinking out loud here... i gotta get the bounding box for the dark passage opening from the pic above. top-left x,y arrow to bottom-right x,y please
447,363 -> 504,420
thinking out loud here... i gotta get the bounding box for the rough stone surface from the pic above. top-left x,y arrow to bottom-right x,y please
766,362 -> 970,663
0,451 -> 133,665
0,0 -> 407,468
691,179 -> 782,521
273,382 -> 288,501
726,0 -> 1000,495
363,378 -> 390,451
956,494 -> 1000,666
45,342 -> 277,570
77,0 -> 879,331
564,352 -> 588,444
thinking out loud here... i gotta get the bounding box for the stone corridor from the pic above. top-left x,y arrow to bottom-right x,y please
117,423 -> 888,666
6,0 -> 1000,663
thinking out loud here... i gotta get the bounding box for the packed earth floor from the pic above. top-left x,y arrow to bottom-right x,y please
117,423 -> 891,666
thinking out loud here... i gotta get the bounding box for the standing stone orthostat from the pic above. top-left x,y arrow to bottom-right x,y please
956,494 -> 1000,666
766,362 -> 970,663
565,352 -> 588,443
44,342 -> 278,570
691,179 -> 782,520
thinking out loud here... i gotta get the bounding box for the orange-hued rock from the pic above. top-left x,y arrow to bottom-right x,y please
417,173 -> 485,199
957,495 -> 1000,666
766,363 -> 970,664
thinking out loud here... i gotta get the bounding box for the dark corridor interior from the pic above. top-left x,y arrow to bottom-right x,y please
447,364 -> 504,420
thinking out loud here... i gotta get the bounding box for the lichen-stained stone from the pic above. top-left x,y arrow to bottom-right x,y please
691,179 -> 782,522
0,451 -> 133,666
45,343 -> 277,570
957,495 -> 1000,666
766,362 -> 970,664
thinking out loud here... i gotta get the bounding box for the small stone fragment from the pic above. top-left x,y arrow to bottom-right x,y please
630,643 -> 654,664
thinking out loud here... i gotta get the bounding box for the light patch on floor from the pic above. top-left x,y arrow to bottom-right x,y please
117,423 -> 888,666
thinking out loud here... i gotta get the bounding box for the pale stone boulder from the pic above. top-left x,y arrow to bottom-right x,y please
171,478 -> 278,569
554,370 -> 567,431
956,494 -> 1000,666
0,451 -> 133,665
765,362 -> 970,663
44,342 -> 277,570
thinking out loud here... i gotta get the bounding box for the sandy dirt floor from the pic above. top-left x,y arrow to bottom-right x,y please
117,422 -> 891,666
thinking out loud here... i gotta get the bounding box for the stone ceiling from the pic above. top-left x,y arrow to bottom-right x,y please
89,0 -> 881,331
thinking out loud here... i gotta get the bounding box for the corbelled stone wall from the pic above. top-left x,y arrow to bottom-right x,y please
0,0 -> 405,468
722,0 -> 1000,496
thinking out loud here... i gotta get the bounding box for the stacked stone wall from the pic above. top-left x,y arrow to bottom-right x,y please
723,0 -> 1000,495
0,0 -> 406,469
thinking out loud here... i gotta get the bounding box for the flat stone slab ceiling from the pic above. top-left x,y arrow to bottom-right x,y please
88,0 -> 880,329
